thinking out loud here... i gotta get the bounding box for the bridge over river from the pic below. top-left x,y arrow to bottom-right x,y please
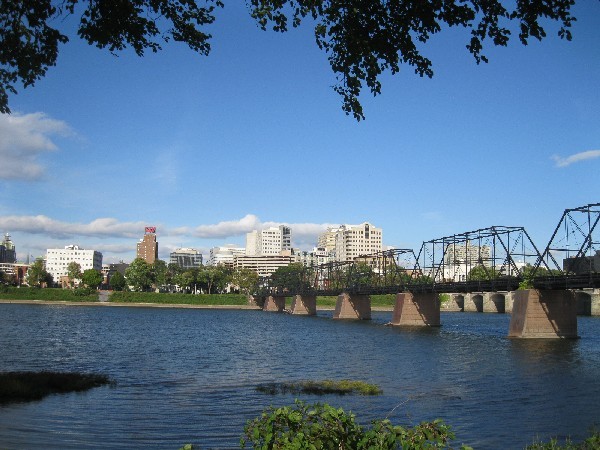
252,203 -> 600,339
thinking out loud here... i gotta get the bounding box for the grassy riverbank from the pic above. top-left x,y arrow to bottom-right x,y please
0,286 -> 97,302
0,287 -> 397,309
109,291 -> 249,305
0,371 -> 113,404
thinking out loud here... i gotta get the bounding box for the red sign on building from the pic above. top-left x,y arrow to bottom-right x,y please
145,227 -> 156,234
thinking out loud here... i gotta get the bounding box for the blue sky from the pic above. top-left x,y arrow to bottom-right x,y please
1,2 -> 598,264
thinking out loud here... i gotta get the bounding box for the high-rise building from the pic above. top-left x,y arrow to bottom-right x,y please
170,248 -> 202,269
137,227 -> 158,264
442,241 -> 491,281
245,225 -> 291,256
0,233 -> 16,263
208,245 -> 246,267
322,222 -> 382,262
45,245 -> 103,285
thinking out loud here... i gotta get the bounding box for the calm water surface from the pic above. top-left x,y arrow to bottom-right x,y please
0,303 -> 599,449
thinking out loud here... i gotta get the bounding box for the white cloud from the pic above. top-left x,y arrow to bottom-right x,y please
0,213 -> 334,249
190,214 -> 262,238
0,215 -> 147,239
552,150 -> 600,168
0,112 -> 73,180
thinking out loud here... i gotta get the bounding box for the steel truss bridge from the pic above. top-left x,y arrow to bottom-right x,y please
259,203 -> 600,296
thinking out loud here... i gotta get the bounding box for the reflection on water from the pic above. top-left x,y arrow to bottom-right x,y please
0,305 -> 599,449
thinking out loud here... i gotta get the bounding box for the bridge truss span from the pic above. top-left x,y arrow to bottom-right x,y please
414,226 -> 545,291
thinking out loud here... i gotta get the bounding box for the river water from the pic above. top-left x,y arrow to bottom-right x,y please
0,303 -> 599,449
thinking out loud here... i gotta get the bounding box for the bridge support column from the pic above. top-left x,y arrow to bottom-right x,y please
504,292 -> 515,313
333,293 -> 371,320
290,294 -> 317,315
263,295 -> 286,312
390,292 -> 440,326
592,289 -> 600,316
483,293 -> 506,313
508,289 -> 578,338
441,293 -> 463,312
247,295 -> 265,308
464,293 -> 484,312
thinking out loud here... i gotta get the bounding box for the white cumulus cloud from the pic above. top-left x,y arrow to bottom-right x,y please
552,150 -> 600,168
0,215 -> 148,239
0,112 -> 73,180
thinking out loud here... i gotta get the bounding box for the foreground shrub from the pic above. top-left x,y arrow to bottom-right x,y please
241,400 -> 470,449
526,431 -> 600,449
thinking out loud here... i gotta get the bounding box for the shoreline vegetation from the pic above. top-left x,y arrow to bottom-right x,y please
256,379 -> 383,396
0,371 -> 113,405
0,287 -> 397,309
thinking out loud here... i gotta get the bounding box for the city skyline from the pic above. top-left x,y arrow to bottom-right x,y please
0,2 -> 598,264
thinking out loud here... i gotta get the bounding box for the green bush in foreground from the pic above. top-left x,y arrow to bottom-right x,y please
525,431 -> 600,449
241,400 -> 470,450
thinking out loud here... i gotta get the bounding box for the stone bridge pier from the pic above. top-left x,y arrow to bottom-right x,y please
463,292 -> 512,313
290,294 -> 317,315
333,293 -> 371,320
509,289 -> 578,338
574,289 -> 600,316
390,292 -> 440,327
263,295 -> 286,312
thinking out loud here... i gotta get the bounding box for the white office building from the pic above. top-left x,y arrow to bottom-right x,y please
45,245 -> 103,285
209,245 -> 246,267
321,222 -> 382,262
442,241 -> 491,281
245,225 -> 291,256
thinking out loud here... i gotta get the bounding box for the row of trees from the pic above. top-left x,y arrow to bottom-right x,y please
23,260 -> 104,288
120,258 -> 259,294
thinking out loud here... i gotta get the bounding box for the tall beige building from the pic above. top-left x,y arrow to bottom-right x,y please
245,225 -> 291,256
137,227 -> 158,264
319,223 -> 382,262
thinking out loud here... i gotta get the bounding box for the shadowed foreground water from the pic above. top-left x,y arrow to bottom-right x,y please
0,303 -> 599,449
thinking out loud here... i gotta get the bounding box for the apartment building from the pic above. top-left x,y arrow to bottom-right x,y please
234,254 -> 294,278
45,245 -> 103,284
137,227 -> 158,264
170,248 -> 202,269
245,225 -> 291,256
208,245 -> 246,267
320,223 -> 382,262
443,241 -> 491,281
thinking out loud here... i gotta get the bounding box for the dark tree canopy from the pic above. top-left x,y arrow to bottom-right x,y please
1,0 -> 576,118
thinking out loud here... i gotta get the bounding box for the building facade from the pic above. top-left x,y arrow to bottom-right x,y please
234,254 -> 294,278
245,225 -> 291,256
325,223 -> 382,262
208,245 -> 246,267
45,245 -> 103,285
137,227 -> 158,264
0,233 -> 16,264
170,248 -> 203,269
442,241 -> 491,281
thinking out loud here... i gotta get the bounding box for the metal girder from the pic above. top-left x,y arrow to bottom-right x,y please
537,203 -> 600,276
414,226 -> 545,287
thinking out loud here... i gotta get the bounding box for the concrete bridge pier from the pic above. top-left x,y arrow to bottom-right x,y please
508,289 -> 578,338
263,295 -> 286,312
574,289 -> 600,316
247,295 -> 266,308
441,293 -> 464,311
390,292 -> 440,327
483,292 -> 506,313
333,293 -> 371,320
290,294 -> 317,315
